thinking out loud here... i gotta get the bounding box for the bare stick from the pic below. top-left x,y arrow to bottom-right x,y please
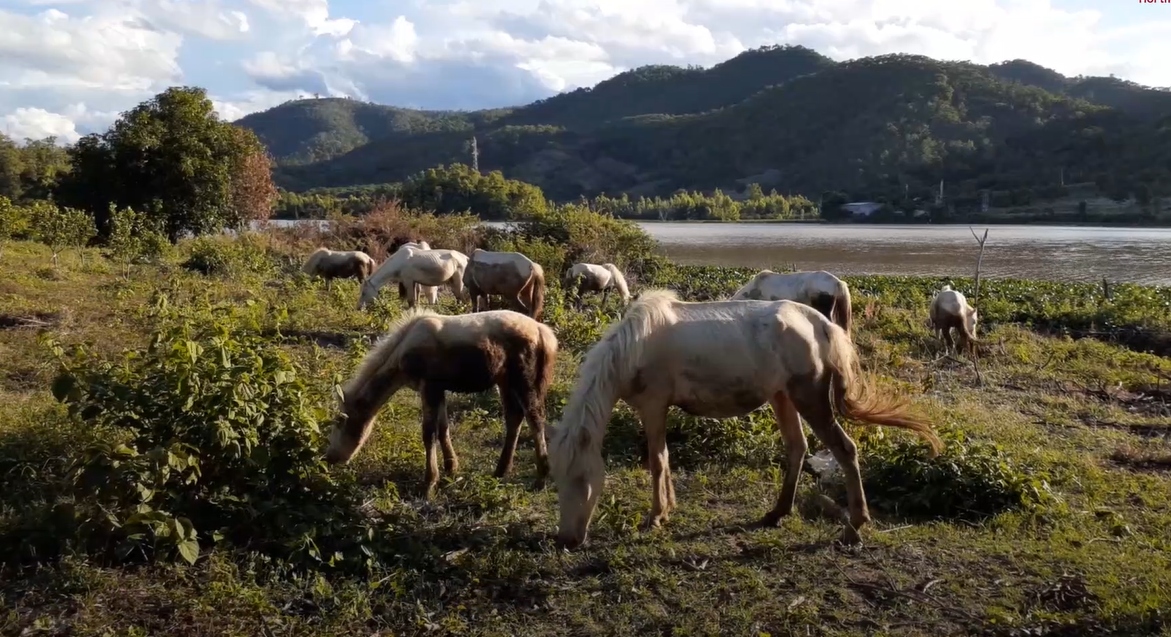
968,227 -> 989,304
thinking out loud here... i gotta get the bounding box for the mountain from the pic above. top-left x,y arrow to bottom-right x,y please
237,46 -> 1171,201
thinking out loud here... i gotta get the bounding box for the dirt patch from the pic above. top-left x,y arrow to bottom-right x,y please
1080,418 -> 1169,440
1109,446 -> 1171,473
1061,380 -> 1171,418
0,312 -> 62,330
259,328 -> 355,349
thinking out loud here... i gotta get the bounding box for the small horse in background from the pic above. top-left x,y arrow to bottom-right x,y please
301,248 -> 377,289
463,249 -> 547,322
323,307 -> 559,496
547,289 -> 942,549
391,241 -> 439,305
731,270 -> 853,335
563,262 -> 631,309
930,285 -> 979,353
358,246 -> 468,311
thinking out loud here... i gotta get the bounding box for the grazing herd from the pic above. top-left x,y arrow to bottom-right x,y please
302,240 -> 976,548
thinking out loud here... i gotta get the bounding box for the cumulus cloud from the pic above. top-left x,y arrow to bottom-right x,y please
2,0 -> 1170,145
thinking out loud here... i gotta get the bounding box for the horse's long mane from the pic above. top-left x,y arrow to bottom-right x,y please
342,306 -> 438,399
603,263 -> 630,301
549,288 -> 679,478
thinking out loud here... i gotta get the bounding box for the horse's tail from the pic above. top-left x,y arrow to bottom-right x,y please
831,280 -> 852,335
604,263 -> 631,302
359,254 -> 375,281
535,321 -> 559,398
302,248 -> 328,274
528,264 -> 547,322
959,308 -> 980,350
823,321 -> 943,455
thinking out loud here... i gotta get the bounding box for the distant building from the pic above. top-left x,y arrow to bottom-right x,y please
841,202 -> 884,216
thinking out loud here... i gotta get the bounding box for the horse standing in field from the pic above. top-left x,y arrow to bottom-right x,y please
301,248 -> 377,288
323,308 -> 559,496
547,289 -> 942,549
563,263 -> 631,309
731,270 -> 854,335
390,241 -> 439,305
357,246 -> 468,311
463,249 -> 547,322
930,285 -> 979,354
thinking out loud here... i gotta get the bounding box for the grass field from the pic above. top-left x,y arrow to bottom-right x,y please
2,231 -> 1170,637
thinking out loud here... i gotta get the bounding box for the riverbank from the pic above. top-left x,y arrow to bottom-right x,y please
2,226 -> 1169,635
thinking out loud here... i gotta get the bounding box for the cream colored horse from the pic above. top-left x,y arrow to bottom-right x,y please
301,248 -> 376,289
357,246 -> 468,311
393,241 -> 439,305
731,270 -> 853,335
548,289 -> 942,549
929,285 -> 979,353
563,262 -> 631,309
323,307 -> 559,496
462,249 -> 547,322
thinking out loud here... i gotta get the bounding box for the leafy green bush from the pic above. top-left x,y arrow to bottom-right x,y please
105,204 -> 170,276
43,304 -> 379,571
0,195 -> 33,257
857,428 -> 1055,521
29,201 -> 97,267
181,233 -> 277,277
509,203 -> 668,279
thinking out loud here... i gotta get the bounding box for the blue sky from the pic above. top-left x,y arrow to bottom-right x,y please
1,0 -> 1169,143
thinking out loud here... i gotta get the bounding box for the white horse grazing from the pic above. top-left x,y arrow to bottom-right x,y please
548,289 -> 942,549
301,248 -> 377,288
462,249 -> 547,322
393,241 -> 439,305
731,270 -> 853,335
563,263 -> 631,309
929,285 -> 979,353
358,246 -> 468,311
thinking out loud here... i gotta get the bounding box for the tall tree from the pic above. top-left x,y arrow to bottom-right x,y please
57,86 -> 275,241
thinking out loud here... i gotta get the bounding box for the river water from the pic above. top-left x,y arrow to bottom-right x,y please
266,220 -> 1171,286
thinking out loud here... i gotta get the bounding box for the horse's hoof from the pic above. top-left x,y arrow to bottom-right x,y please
839,526 -> 863,546
640,514 -> 668,531
759,510 -> 788,528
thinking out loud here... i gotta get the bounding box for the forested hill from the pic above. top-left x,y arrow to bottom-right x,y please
236,46 -> 1171,203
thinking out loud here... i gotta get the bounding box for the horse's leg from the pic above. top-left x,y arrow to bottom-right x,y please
942,324 -> 955,353
638,404 -> 673,529
406,278 -> 419,309
420,383 -> 443,498
493,382 -> 526,479
601,287 -> 611,307
788,378 -> 870,545
433,385 -> 459,476
520,382 -> 550,485
761,392 -> 808,526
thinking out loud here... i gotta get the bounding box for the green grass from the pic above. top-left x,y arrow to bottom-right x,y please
2,238 -> 1170,636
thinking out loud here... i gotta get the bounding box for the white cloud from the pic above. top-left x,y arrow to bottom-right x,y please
2,0 -> 1170,145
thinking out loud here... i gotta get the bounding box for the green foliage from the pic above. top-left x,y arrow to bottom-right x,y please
508,203 -> 668,278
181,233 -> 279,277
0,195 -> 32,257
858,428 -> 1055,521
30,201 -> 97,266
396,163 -> 549,220
0,133 -> 71,201
44,302 -> 377,570
105,204 -> 170,276
56,86 -> 276,241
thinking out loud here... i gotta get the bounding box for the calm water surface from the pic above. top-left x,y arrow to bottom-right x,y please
638,223 -> 1171,286
270,220 -> 1171,286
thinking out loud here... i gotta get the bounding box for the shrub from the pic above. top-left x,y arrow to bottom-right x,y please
105,204 -> 170,277
30,201 -> 97,267
508,203 -> 667,279
857,428 -> 1055,521
181,233 -> 277,277
43,303 -> 380,570
0,195 -> 33,258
